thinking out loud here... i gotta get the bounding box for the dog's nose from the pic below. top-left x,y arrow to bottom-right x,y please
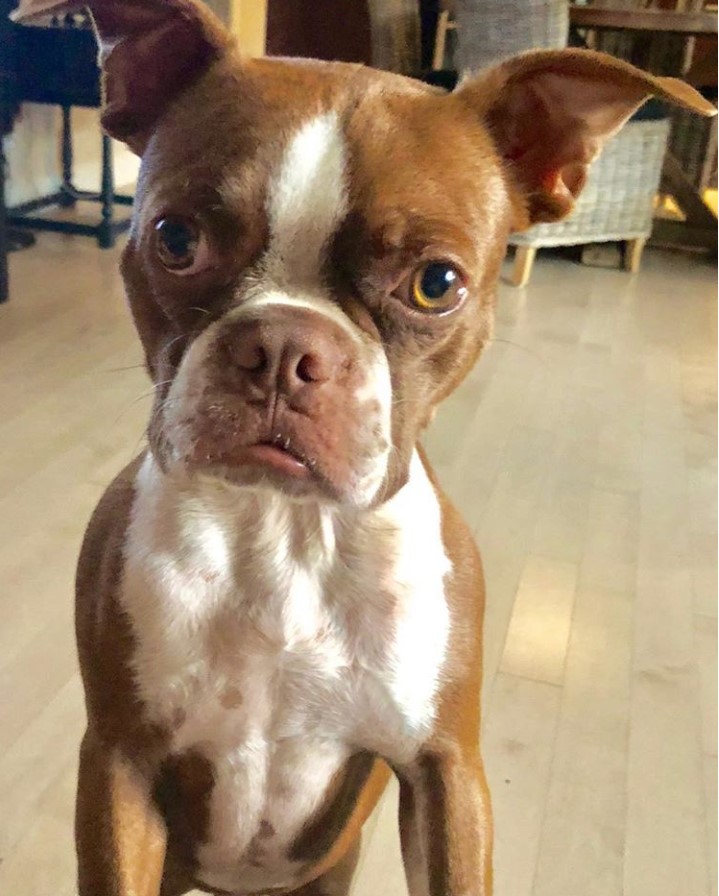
235,328 -> 329,387
226,313 -> 347,399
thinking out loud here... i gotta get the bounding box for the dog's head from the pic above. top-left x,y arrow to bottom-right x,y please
16,0 -> 715,507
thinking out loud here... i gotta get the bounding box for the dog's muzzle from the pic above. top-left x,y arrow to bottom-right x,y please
161,304 -> 392,506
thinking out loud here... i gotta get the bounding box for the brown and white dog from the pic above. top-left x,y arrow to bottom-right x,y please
14,1 -> 714,894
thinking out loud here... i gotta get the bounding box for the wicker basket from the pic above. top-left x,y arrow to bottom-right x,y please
454,0 -> 568,70
669,107 -> 718,192
511,117 -> 671,248
367,0 -> 421,74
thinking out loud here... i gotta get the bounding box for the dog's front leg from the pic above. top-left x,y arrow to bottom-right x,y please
398,747 -> 493,896
75,729 -> 167,896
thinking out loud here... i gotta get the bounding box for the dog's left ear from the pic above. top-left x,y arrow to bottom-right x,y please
456,49 -> 716,226
12,0 -> 233,153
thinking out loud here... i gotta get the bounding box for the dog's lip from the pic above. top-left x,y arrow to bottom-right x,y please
242,441 -> 311,478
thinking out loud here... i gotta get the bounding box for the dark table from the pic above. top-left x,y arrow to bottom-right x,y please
570,6 -> 717,37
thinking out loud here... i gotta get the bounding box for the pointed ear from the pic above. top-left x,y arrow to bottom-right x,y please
12,0 -> 233,153
455,49 -> 717,226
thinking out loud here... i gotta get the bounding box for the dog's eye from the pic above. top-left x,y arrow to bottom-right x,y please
403,262 -> 466,314
154,216 -> 211,275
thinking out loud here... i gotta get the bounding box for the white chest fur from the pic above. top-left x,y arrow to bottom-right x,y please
121,452 -> 451,889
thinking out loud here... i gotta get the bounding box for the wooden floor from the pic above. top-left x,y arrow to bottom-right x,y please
0,235 -> 715,896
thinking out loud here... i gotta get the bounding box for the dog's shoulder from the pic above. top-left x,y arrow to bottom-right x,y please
75,453 -> 147,730
77,453 -> 145,595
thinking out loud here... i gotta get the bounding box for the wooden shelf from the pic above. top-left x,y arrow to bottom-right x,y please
570,6 -> 717,36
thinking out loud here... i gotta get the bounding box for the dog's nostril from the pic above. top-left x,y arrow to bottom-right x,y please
295,353 -> 323,384
236,343 -> 267,373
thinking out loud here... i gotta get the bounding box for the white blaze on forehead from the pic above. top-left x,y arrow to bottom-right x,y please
265,112 -> 348,286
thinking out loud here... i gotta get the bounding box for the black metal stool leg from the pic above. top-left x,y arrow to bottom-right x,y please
98,133 -> 115,249
58,105 -> 76,207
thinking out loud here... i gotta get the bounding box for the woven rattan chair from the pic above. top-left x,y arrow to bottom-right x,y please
510,115 -> 670,285
452,0 -> 672,285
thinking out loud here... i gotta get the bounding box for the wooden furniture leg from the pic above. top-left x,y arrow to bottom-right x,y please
432,9 -> 451,70
624,237 -> 647,273
512,246 -> 536,287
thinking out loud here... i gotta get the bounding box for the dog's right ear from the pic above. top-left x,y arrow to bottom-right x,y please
12,0 -> 233,153
456,49 -> 716,226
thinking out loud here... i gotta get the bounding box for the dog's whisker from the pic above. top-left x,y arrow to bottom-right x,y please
128,429 -> 151,462
104,362 -> 148,373
130,380 -> 174,406
160,333 -> 188,358
112,381 -> 175,427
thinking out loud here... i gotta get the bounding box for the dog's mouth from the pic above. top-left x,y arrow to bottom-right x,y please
242,437 -> 314,480
162,376 -> 390,505
182,423 -> 327,495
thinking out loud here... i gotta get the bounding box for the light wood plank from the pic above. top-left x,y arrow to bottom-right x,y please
624,398 -> 711,896
704,760 -> 718,896
579,487 -> 640,594
482,673 -> 561,896
625,663 -> 710,896
694,613 -> 718,896
500,555 -> 579,686
0,675 -> 84,856
532,587 -> 632,896
0,756 -> 78,896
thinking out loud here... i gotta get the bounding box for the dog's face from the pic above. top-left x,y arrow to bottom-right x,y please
17,0 -> 714,507
124,59 -> 510,506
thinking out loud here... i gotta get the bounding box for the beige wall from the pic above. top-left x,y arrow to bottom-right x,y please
70,109 -> 140,193
229,0 -> 267,57
4,106 -> 59,207
4,106 -> 140,207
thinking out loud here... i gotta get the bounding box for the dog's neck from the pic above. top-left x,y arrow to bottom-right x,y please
139,452 -> 340,560
128,449 -> 447,613
133,448 -> 422,551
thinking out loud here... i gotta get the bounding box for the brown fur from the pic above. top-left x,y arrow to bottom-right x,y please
13,0 -> 715,893
289,752 -> 379,863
